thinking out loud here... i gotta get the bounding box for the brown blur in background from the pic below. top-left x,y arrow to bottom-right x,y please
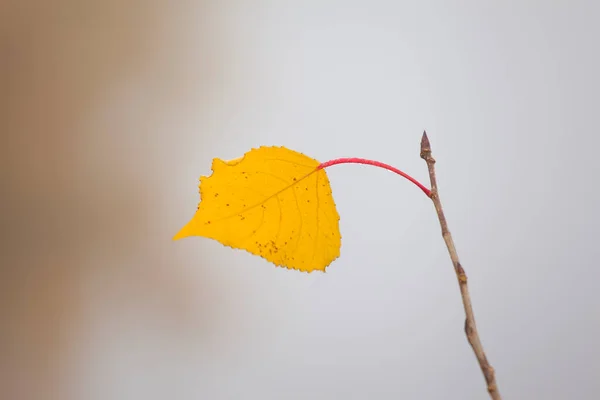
1,2 -> 230,399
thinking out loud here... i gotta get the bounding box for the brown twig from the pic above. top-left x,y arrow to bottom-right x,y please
420,131 -> 501,400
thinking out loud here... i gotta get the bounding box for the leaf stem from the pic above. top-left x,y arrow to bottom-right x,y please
420,131 -> 501,399
318,157 -> 431,197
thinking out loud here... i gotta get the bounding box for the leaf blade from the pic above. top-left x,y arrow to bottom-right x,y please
175,146 -> 341,272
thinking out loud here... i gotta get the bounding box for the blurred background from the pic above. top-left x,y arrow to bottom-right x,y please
1,1 -> 599,399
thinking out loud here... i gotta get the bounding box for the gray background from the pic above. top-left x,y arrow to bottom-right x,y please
2,1 -> 599,399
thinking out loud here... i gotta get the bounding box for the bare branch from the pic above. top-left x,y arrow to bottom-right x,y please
420,131 -> 501,400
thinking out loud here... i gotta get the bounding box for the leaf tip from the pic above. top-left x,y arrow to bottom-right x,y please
172,223 -> 192,241
172,232 -> 185,241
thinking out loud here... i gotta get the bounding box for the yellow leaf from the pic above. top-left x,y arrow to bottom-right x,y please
174,146 -> 341,272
